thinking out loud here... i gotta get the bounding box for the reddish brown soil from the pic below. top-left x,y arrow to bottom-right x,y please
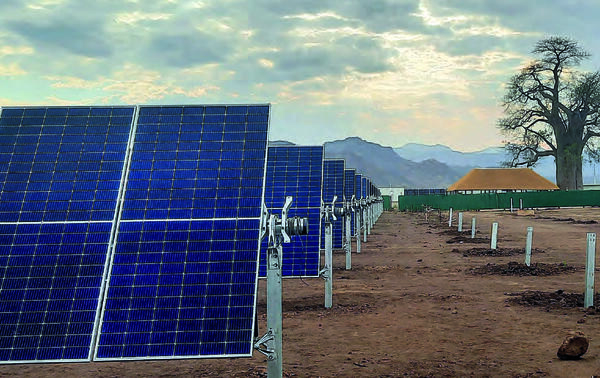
3,208 -> 600,377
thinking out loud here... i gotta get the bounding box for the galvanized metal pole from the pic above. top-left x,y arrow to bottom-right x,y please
367,205 -> 373,235
510,198 -> 513,213
356,209 -> 361,254
585,233 -> 596,308
457,212 -> 463,232
324,222 -> 333,308
490,222 -> 498,250
362,208 -> 367,243
345,213 -> 352,270
448,208 -> 453,227
471,217 -> 476,239
525,227 -> 533,267
519,198 -> 523,210
266,245 -> 283,377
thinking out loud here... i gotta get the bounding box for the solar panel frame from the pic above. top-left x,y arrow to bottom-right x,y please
259,145 -> 324,278
93,104 -> 270,361
320,159 -> 345,250
0,105 -> 137,364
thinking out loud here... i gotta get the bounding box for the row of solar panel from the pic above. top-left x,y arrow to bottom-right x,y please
0,105 -> 269,117
0,105 -> 380,364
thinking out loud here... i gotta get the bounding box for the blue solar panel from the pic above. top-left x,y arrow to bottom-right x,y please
344,169 -> 356,235
97,219 -> 259,359
95,105 -> 269,361
355,174 -> 362,199
321,159 -> 345,249
361,177 -> 368,199
0,106 -> 134,362
259,146 -> 323,277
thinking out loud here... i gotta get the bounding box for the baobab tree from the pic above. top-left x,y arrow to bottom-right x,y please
499,36 -> 600,190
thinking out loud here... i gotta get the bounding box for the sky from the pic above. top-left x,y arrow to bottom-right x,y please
1,0 -> 600,152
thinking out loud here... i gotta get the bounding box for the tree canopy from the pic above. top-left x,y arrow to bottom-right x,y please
499,36 -> 600,190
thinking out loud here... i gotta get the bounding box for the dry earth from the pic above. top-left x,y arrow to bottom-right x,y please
3,208 -> 600,377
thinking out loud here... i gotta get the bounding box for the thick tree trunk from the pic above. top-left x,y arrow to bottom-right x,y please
555,143 -> 583,190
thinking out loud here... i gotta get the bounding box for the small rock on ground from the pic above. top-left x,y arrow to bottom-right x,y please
557,331 -> 589,360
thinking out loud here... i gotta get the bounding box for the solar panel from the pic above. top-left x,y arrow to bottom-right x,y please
361,177 -> 368,199
355,174 -> 362,200
344,169 -> 356,235
95,105 -> 269,360
0,106 -> 135,363
321,159 -> 345,249
260,146 -> 323,277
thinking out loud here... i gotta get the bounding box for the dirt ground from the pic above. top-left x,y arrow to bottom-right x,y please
3,207 -> 600,377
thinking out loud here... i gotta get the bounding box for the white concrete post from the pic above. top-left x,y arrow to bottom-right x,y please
585,233 -> 596,308
490,222 -> 498,250
525,226 -> 533,267
471,217 -> 476,239
457,212 -> 463,232
448,208 -> 453,227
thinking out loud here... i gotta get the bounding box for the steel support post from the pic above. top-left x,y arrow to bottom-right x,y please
345,213 -> 351,270
356,209 -> 361,254
324,222 -> 333,308
266,245 -> 283,377
362,207 -> 367,243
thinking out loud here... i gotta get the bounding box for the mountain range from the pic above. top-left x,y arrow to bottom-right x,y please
272,137 -> 600,188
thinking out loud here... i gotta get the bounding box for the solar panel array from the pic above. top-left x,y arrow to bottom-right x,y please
0,104 -> 270,363
260,146 -> 323,277
321,159 -> 345,249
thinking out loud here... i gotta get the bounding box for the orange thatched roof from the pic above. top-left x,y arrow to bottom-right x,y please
447,168 -> 558,192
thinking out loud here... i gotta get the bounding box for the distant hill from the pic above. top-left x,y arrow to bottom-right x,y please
394,143 -> 506,168
269,139 -> 600,188
394,142 -> 561,183
323,137 -> 467,188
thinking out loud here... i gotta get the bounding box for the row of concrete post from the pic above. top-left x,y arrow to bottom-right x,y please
449,208 -> 598,308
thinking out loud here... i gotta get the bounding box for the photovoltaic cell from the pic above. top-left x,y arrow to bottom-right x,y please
321,159 -> 345,249
0,106 -> 135,363
355,174 -> 362,200
96,105 -> 269,361
259,146 -> 323,277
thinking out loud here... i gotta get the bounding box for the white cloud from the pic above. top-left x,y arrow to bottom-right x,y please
258,58 -> 274,68
114,11 -> 172,25
0,45 -> 34,56
0,63 -> 26,76
283,12 -> 351,22
44,64 -> 221,103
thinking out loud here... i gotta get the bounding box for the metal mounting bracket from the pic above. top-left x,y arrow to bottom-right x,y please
254,329 -> 277,360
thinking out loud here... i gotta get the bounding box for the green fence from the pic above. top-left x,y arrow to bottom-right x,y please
397,190 -> 600,212
383,195 -> 392,210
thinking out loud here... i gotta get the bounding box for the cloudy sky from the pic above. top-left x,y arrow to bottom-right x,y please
1,0 -> 599,151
